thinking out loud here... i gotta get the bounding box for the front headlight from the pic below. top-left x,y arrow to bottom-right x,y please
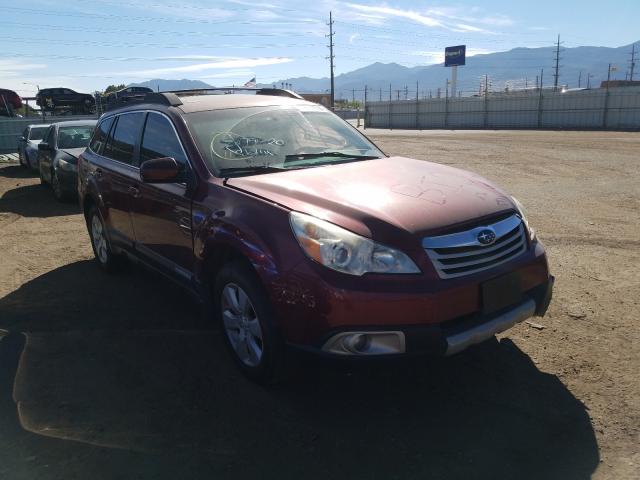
289,212 -> 420,276
511,196 -> 536,241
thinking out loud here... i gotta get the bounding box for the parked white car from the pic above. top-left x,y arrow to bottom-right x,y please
18,124 -> 50,170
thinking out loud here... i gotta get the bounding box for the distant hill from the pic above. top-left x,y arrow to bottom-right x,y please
128,78 -> 212,92
259,41 -> 640,100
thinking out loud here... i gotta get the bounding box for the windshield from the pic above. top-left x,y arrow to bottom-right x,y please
28,127 -> 48,141
57,126 -> 93,149
185,105 -> 383,176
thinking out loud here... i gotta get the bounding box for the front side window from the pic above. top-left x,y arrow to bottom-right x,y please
103,112 -> 145,165
185,105 -> 383,176
89,116 -> 115,154
140,113 -> 187,165
57,126 -> 94,149
45,126 -> 56,146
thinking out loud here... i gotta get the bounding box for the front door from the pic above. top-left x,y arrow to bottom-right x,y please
40,126 -> 56,182
129,112 -> 194,279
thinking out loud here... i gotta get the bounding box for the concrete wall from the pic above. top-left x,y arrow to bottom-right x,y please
0,115 -> 98,154
365,87 -> 640,130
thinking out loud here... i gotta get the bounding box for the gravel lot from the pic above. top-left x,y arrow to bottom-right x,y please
0,130 -> 638,479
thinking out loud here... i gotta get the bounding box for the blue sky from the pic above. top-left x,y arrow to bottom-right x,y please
2,0 -> 639,96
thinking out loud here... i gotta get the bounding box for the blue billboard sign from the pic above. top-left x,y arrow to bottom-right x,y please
445,45 -> 466,67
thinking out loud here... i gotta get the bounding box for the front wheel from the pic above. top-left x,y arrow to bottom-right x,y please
214,261 -> 286,384
51,169 -> 71,201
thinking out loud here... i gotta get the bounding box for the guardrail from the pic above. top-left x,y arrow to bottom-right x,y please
364,87 -> 640,130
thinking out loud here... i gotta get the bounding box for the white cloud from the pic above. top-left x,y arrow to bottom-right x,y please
346,3 -> 443,28
109,57 -> 293,77
343,3 -> 509,34
349,33 -> 360,44
0,59 -> 46,77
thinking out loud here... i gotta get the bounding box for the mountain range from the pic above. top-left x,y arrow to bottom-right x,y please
130,42 -> 638,100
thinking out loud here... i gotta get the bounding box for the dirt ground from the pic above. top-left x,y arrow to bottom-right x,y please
0,130 -> 638,479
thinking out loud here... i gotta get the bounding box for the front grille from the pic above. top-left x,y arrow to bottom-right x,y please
423,214 -> 527,279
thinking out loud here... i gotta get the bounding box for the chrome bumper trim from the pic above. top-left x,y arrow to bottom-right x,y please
445,299 -> 536,356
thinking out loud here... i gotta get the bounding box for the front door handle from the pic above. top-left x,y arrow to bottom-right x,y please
128,186 -> 140,198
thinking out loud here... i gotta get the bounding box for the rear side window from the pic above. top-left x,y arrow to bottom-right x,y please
103,112 -> 145,165
29,127 -> 48,141
140,113 -> 187,165
89,116 -> 115,154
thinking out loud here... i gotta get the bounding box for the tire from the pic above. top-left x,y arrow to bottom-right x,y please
39,167 -> 47,185
87,205 -> 124,273
214,261 -> 286,384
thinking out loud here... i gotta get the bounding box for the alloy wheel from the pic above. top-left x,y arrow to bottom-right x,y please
91,214 -> 108,264
221,283 -> 264,367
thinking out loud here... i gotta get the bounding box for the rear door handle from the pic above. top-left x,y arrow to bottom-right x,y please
128,186 -> 140,198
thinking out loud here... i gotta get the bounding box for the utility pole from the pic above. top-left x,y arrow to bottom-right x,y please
629,43 -> 637,81
352,88 -> 355,104
327,11 -> 335,110
578,71 -> 582,88
553,34 -> 562,91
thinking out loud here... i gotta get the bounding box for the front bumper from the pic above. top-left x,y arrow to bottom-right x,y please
311,276 -> 553,357
55,167 -> 78,195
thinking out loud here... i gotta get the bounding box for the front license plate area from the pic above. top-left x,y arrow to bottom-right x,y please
481,272 -> 522,315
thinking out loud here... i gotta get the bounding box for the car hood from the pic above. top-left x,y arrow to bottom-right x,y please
60,148 -> 86,159
226,156 -> 516,238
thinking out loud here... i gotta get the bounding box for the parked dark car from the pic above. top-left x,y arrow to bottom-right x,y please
38,120 -> 96,201
0,88 -> 22,116
18,124 -> 50,169
36,88 -> 95,114
104,86 -> 153,106
78,89 -> 553,383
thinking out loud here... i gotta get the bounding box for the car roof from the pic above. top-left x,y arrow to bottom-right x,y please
52,120 -> 97,127
174,94 -> 314,114
28,124 -> 51,129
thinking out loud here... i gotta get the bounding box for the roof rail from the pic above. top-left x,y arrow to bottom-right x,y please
103,87 -> 304,112
159,87 -> 304,100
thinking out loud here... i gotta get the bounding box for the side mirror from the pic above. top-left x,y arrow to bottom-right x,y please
38,142 -> 50,151
140,157 -> 181,183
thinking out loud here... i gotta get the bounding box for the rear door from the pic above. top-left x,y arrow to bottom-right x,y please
129,112 -> 194,278
98,112 -> 146,248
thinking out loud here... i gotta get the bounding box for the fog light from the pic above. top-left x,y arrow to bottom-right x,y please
344,333 -> 371,353
322,331 -> 406,355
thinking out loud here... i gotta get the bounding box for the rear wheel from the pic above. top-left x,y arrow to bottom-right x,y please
87,206 -> 123,272
214,261 -> 286,384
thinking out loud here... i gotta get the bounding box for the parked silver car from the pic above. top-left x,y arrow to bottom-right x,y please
18,124 -> 50,170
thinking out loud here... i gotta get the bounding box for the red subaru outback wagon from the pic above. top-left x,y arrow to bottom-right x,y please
78,89 -> 553,382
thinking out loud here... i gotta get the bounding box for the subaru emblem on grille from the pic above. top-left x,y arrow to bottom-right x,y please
477,229 -> 496,245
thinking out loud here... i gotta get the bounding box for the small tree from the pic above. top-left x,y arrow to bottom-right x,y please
103,84 -> 126,95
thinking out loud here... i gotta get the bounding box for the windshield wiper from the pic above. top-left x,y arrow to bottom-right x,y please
219,165 -> 288,177
285,152 -> 380,161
